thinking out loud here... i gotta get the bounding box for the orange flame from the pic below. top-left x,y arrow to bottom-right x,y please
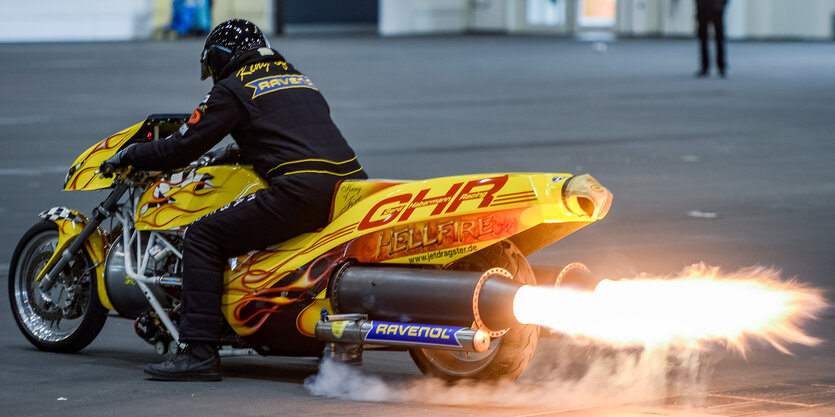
514,264 -> 827,353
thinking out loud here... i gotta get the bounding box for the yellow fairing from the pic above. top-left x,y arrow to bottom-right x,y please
64,121 -> 144,191
296,295 -> 333,336
329,180 -> 405,221
136,165 -> 266,231
36,211 -> 113,311
222,172 -> 613,337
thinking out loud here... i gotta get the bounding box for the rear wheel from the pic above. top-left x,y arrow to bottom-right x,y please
409,240 -> 538,380
8,221 -> 108,352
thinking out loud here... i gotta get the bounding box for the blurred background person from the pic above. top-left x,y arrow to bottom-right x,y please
696,0 -> 729,77
696,0 -> 728,78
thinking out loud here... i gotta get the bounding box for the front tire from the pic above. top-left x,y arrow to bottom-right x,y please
8,221 -> 108,352
409,240 -> 538,380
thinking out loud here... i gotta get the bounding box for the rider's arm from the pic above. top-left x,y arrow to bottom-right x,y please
123,83 -> 245,172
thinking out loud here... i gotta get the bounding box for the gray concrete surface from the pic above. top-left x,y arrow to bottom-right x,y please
0,36 -> 833,416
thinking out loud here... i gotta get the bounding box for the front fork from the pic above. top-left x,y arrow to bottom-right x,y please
37,183 -> 129,297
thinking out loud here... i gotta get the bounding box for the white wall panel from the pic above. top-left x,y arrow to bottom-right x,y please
380,0 -> 469,35
0,0 -> 153,42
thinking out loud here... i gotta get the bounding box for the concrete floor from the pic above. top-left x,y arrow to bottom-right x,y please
0,35 -> 833,416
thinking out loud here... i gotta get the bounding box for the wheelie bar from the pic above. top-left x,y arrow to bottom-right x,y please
315,318 -> 491,353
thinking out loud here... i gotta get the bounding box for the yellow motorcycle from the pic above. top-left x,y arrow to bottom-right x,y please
9,114 -> 612,380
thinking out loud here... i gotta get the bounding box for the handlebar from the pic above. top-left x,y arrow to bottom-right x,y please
98,163 -> 118,178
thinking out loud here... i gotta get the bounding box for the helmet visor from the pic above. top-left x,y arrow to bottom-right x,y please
200,49 -> 211,81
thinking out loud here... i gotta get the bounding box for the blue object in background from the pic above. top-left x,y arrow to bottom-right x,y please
171,0 -> 211,35
194,0 -> 211,33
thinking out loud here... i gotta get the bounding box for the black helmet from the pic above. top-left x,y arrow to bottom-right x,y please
200,19 -> 270,82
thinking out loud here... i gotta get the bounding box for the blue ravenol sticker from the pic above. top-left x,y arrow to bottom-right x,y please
244,74 -> 318,99
365,321 -> 463,348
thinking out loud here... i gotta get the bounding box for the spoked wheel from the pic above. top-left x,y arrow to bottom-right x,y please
9,221 -> 108,352
409,240 -> 539,380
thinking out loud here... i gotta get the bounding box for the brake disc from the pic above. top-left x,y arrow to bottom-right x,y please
26,252 -> 63,321
58,259 -> 89,320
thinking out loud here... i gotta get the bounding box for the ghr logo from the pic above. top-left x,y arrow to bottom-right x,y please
358,176 -> 508,230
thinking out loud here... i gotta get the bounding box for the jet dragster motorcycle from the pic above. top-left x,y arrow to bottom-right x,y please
9,114 -> 612,380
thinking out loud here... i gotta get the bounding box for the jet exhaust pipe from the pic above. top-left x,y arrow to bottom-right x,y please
553,262 -> 605,291
329,263 -> 524,334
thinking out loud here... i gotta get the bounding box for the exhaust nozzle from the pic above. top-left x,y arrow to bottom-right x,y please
330,264 -> 523,334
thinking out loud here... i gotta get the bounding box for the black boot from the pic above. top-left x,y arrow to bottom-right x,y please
144,343 -> 222,381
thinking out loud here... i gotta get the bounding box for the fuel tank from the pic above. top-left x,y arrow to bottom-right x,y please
135,166 -> 266,231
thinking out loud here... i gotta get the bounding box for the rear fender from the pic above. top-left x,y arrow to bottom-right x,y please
36,207 -> 113,311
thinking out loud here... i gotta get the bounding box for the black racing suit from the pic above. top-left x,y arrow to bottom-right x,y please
122,48 -> 367,344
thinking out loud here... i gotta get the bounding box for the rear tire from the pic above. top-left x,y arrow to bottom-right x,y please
8,221 -> 108,352
409,240 -> 538,380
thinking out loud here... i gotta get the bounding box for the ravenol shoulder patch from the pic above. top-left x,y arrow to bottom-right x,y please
244,74 -> 318,99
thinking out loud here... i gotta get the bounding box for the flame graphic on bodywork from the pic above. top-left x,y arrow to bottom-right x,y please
65,126 -> 139,191
136,171 -> 218,230
514,264 -> 827,353
224,247 -> 347,336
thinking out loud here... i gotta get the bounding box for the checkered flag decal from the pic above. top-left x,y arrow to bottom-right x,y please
153,170 -> 214,200
139,169 -> 215,216
39,206 -> 80,223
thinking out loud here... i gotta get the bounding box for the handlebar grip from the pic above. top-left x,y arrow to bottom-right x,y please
99,163 -> 116,178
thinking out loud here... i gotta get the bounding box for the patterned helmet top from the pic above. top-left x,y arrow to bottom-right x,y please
201,19 -> 269,80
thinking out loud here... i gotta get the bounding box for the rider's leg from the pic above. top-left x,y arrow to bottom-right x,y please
144,174 -> 338,381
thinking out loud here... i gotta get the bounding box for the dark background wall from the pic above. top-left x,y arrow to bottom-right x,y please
283,0 -> 378,24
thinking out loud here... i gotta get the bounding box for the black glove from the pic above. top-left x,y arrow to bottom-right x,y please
194,143 -> 240,167
99,144 -> 135,178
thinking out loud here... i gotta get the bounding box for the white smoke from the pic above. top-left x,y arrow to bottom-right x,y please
304,338 -> 720,408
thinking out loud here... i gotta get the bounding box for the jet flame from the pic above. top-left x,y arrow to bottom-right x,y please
514,264 -> 827,353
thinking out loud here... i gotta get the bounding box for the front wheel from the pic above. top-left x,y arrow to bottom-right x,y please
8,221 -> 108,352
409,240 -> 538,380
